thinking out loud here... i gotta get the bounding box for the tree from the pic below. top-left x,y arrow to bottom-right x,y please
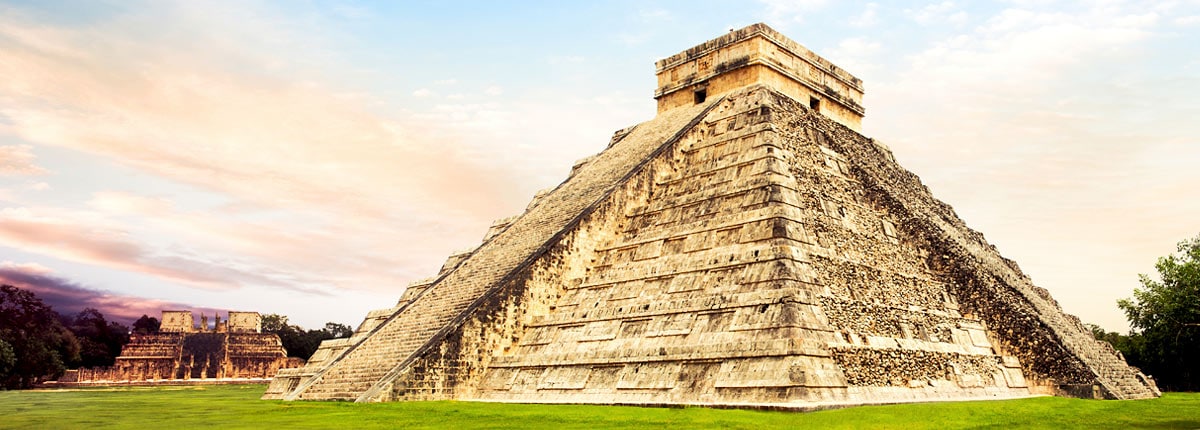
1118,234 -> 1200,391
0,285 -> 81,388
0,339 -> 14,380
259,314 -> 352,360
260,314 -> 306,358
1085,323 -> 1146,371
260,313 -> 291,334
132,315 -> 160,335
68,308 -> 130,368
322,322 -> 353,339
288,322 -> 354,360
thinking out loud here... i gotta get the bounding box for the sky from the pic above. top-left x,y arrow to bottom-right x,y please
0,0 -> 1197,332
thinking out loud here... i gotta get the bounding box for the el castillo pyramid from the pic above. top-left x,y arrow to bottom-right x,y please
264,24 -> 1160,407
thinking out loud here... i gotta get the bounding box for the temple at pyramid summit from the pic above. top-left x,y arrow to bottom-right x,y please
264,23 -> 1160,407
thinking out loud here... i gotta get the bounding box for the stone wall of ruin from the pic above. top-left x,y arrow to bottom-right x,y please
68,331 -> 293,384
228,312 -> 262,333
160,311 -> 195,333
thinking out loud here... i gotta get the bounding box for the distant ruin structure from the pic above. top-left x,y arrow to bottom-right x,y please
264,23 -> 1159,407
159,310 -> 263,333
60,310 -> 299,385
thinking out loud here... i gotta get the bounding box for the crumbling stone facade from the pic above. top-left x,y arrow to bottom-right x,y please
61,310 -> 299,384
264,24 -> 1158,407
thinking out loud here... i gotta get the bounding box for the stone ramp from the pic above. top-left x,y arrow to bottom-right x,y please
287,98 -> 723,401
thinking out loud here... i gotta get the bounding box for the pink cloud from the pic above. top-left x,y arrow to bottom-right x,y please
77,191 -> 448,292
0,145 -> 46,176
0,4 -> 556,298
0,262 -> 224,326
0,9 -> 527,224
0,207 -> 327,293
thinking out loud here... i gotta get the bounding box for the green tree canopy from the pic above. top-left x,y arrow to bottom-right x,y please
1118,234 -> 1200,391
0,284 -> 81,389
0,339 -> 14,379
259,314 -> 353,360
68,308 -> 130,368
260,313 -> 291,334
323,322 -> 353,339
132,314 -> 160,335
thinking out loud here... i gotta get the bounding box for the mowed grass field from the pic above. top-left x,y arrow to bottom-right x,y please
1,385 -> 1197,429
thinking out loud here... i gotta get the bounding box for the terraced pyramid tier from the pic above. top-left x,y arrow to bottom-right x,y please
266,24 -> 1158,407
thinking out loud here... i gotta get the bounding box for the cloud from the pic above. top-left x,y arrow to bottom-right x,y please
0,3 -> 530,221
547,55 -> 586,65
329,3 -> 370,20
907,1 -> 968,26
890,7 -> 1158,104
0,145 -> 47,176
0,2 -> 550,298
88,190 -> 172,215
865,3 -> 1194,331
616,32 -> 649,46
1173,15 -> 1200,25
0,206 -> 324,292
827,37 -> 883,76
758,0 -> 830,25
637,8 -> 674,23
0,261 -> 223,325
848,3 -> 880,28
81,190 -> 425,289
412,88 -> 434,97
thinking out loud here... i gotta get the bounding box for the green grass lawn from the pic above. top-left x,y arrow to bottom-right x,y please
0,385 -> 1196,429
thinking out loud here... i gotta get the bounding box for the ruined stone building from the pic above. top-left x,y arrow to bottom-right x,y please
264,24 -> 1159,407
60,310 -> 299,384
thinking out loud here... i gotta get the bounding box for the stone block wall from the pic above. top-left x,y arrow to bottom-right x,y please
228,312 -> 262,333
160,311 -> 195,333
654,23 -> 864,131
69,323 -> 293,384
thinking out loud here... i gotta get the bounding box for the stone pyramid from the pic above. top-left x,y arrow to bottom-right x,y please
264,24 -> 1159,407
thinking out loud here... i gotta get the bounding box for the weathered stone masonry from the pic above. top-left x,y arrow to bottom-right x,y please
60,311 -> 297,385
264,23 -> 1158,407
